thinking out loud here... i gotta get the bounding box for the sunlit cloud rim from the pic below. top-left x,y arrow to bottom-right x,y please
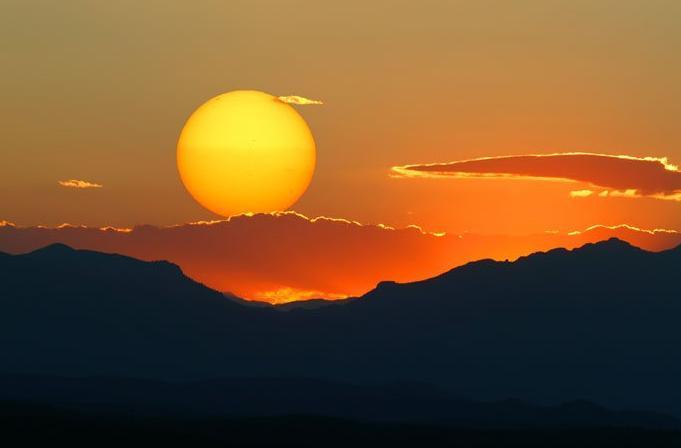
4,214 -> 679,240
253,286 -> 347,305
2,211 -> 446,238
567,223 -> 680,237
175,211 -> 446,237
569,189 -> 681,202
277,95 -> 323,105
391,152 -> 681,201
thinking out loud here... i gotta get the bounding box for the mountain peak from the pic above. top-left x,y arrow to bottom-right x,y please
574,237 -> 640,254
29,243 -> 76,255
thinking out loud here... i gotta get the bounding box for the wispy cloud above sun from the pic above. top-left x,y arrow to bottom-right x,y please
58,179 -> 103,189
392,153 -> 681,201
277,95 -> 324,105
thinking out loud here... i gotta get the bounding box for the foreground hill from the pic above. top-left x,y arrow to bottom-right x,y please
2,403 -> 680,447
2,374 -> 677,429
1,240 -> 680,418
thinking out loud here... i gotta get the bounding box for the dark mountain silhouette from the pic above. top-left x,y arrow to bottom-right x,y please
275,297 -> 356,310
2,240 -> 681,420
222,292 -> 354,310
3,213 -> 681,302
2,404 -> 680,448
0,374 -> 678,430
222,291 -> 274,308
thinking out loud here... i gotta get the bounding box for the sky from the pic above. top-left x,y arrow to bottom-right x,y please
2,0 -> 680,234
1,215 -> 679,302
2,1 -> 681,300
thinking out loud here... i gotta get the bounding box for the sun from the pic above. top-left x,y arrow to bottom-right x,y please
177,90 -> 316,217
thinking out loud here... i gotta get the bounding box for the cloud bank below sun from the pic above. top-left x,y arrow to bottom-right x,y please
1,213 -> 679,303
392,153 -> 681,201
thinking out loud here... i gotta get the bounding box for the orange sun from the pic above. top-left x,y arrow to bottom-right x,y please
177,90 -> 316,217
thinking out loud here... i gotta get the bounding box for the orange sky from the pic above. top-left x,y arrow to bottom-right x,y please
2,2 -> 681,301
2,215 -> 679,303
2,1 -> 681,235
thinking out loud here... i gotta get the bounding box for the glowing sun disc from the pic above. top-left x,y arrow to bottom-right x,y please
177,90 -> 316,217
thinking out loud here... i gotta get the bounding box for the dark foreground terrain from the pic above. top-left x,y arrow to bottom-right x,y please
3,240 -> 681,415
3,402 -> 681,447
1,376 -> 680,447
2,240 -> 681,446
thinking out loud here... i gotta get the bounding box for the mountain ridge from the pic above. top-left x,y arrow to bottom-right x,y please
0,373 -> 677,429
1,238 -> 681,417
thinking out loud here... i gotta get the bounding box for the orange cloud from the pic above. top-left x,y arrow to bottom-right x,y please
569,189 -> 595,198
0,212 -> 449,301
392,153 -> 681,201
0,213 -> 679,302
254,287 -> 347,304
58,179 -> 103,189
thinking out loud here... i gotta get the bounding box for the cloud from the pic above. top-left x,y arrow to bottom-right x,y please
1,212 -> 679,303
565,224 -> 681,251
254,287 -> 347,304
570,189 -> 595,198
277,95 -> 323,105
392,153 -> 681,201
58,179 -> 103,189
568,223 -> 680,237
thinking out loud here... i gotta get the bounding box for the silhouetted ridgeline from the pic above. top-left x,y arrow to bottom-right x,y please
1,239 -> 681,422
2,403 -> 680,447
1,374 -> 679,428
3,215 -> 680,300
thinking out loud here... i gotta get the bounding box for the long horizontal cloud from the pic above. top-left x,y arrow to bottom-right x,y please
58,179 -> 103,189
1,214 -> 679,303
392,153 -> 681,201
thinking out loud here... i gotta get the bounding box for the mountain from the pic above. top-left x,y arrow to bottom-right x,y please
0,374 -> 678,430
342,239 -> 681,413
2,402 -> 680,447
0,244 -> 275,378
221,292 -> 354,310
3,215 -> 680,303
1,240 -> 681,418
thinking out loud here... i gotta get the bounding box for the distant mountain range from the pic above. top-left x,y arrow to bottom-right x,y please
1,239 -> 681,421
0,374 -> 678,430
2,215 -> 679,302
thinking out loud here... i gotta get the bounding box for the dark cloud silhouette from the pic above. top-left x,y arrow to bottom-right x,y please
392,153 -> 681,201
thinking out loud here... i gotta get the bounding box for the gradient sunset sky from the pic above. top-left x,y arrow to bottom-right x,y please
3,0 -> 681,234
3,1 -> 681,302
